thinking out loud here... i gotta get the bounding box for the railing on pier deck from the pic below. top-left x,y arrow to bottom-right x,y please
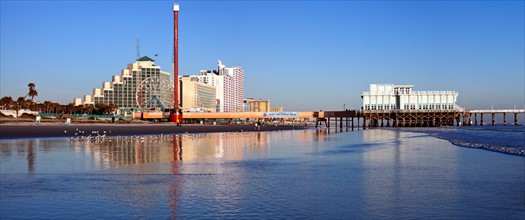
467,108 -> 524,126
468,109 -> 525,113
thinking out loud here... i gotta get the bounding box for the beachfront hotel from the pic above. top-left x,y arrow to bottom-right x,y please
194,60 -> 245,112
179,75 -> 217,112
74,56 -> 173,113
74,58 -> 245,113
362,84 -> 461,111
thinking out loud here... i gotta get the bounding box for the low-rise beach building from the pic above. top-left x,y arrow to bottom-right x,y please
362,84 -> 461,111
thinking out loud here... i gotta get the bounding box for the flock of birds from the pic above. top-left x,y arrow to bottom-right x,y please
65,128 -> 182,144
65,128 -> 114,143
62,127 -> 285,144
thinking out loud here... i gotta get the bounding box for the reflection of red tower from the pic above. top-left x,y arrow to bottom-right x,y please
168,135 -> 182,219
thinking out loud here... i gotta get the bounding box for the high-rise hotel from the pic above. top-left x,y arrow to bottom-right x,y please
74,56 -> 173,113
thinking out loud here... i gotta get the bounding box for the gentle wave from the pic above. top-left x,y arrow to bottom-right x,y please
385,126 -> 525,156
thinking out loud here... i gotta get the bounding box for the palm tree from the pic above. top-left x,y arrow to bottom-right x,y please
85,104 -> 95,115
43,101 -> 57,113
26,83 -> 38,101
28,83 -> 35,91
16,97 -> 25,117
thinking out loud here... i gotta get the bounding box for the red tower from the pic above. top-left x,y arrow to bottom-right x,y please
170,4 -> 181,124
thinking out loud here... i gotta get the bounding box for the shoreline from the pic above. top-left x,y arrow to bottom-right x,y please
382,127 -> 525,157
0,123 -> 307,139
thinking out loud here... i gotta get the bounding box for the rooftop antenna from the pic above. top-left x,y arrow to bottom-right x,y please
136,38 -> 140,61
136,38 -> 143,109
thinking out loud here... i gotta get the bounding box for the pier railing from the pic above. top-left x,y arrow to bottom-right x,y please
454,104 -> 464,112
469,109 -> 525,113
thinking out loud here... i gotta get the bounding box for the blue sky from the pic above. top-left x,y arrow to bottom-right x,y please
1,1 -> 523,111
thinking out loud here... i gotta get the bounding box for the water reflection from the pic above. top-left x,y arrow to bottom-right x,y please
360,130 -> 460,217
1,132 -> 306,173
169,136 -> 182,220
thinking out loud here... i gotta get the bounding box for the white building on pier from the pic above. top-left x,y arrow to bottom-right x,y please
362,84 -> 461,111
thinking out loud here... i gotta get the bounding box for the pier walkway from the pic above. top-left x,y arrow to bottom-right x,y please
161,109 -> 524,129
466,109 -> 525,126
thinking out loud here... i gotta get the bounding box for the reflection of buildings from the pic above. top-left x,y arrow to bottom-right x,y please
67,132 -> 272,168
179,133 -> 270,161
1,131 -> 327,173
69,138 -> 176,170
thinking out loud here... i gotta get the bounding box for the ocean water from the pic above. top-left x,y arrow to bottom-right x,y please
1,129 -> 524,219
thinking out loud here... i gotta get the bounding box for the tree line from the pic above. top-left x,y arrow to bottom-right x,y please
0,83 -> 117,115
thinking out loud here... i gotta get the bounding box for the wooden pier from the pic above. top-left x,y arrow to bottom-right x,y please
313,109 -> 525,129
134,109 -> 523,129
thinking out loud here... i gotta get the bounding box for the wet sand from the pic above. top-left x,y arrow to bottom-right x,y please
0,123 -> 306,139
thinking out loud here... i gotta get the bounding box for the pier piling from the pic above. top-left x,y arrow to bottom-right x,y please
480,113 -> 484,126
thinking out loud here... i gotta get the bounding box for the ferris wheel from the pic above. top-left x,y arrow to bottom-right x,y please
136,76 -> 174,111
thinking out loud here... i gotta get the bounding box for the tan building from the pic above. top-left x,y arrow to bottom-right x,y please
270,106 -> 284,112
244,98 -> 285,112
180,75 -> 217,112
244,98 -> 270,112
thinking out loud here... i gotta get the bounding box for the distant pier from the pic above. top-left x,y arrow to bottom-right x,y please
130,108 -> 524,129
314,109 -> 525,129
467,109 -> 525,126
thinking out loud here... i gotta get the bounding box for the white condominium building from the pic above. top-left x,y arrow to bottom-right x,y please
196,60 -> 244,112
362,84 -> 460,111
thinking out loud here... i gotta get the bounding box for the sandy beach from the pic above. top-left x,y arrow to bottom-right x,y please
0,122 -> 305,139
